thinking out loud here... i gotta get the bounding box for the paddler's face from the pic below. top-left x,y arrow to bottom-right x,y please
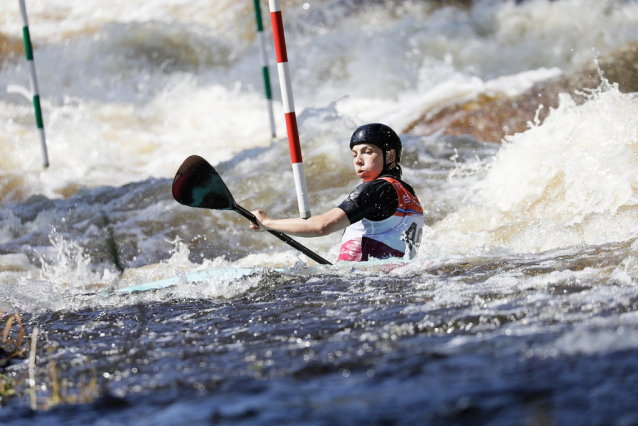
352,144 -> 384,182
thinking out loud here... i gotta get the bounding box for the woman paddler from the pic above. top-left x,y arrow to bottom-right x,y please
250,123 -> 424,261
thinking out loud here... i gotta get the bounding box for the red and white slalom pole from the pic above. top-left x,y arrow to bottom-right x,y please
268,0 -> 311,219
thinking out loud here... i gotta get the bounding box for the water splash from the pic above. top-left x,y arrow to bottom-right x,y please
431,82 -> 638,255
38,228 -> 111,291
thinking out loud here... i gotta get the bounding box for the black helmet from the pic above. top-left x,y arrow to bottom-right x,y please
349,123 -> 402,170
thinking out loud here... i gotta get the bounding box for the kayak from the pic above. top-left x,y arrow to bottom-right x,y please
112,267 -> 284,294
109,259 -> 420,295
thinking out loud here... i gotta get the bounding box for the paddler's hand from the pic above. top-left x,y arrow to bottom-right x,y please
249,209 -> 270,232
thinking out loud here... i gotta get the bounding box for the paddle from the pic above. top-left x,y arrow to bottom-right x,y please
172,155 -> 332,265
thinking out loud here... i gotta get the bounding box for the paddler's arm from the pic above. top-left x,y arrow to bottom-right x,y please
249,208 -> 350,237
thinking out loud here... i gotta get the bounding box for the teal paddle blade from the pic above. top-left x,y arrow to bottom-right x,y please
172,155 -> 234,210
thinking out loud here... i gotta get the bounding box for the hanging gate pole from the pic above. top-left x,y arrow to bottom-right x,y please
268,0 -> 311,219
18,0 -> 49,168
252,0 -> 276,139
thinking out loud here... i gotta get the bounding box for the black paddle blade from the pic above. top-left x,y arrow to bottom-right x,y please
172,155 -> 234,210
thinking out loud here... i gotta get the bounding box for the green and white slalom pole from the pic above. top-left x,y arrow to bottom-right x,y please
269,0 -> 311,219
253,0 -> 276,138
19,0 -> 49,168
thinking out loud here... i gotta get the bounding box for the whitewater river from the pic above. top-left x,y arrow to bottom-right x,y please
2,0 -> 638,424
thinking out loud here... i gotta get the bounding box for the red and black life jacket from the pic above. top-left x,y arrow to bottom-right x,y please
338,177 -> 424,262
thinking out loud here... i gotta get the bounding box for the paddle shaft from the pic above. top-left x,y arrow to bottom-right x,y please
172,155 -> 332,265
233,204 -> 332,265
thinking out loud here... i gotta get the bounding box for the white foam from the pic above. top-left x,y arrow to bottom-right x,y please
431,84 -> 638,254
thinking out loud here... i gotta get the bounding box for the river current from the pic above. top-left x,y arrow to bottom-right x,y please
1,0 -> 638,424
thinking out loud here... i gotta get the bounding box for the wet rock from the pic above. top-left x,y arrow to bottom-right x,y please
407,41 -> 638,143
